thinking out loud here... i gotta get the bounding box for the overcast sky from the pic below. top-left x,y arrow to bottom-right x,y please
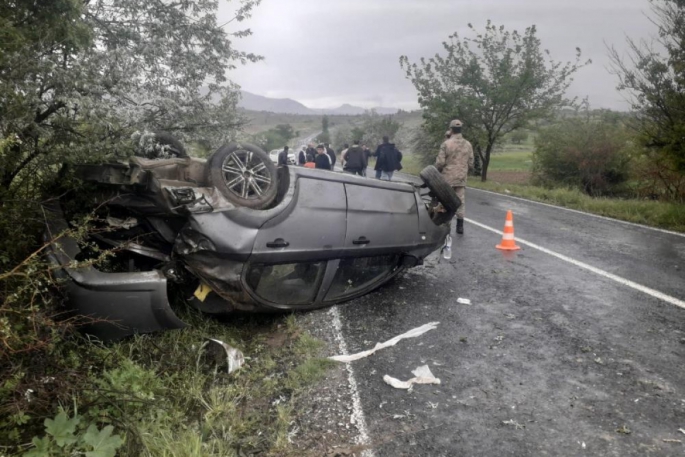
220,0 -> 657,111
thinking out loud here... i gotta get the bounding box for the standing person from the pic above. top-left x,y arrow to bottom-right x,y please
445,130 -> 452,140
306,143 -> 317,162
376,141 -> 403,181
298,146 -> 307,165
339,143 -> 349,168
303,154 -> 316,168
373,136 -> 390,179
435,119 -> 474,235
278,146 -> 289,166
375,136 -> 402,180
325,143 -> 336,168
363,144 -> 374,162
314,144 -> 332,170
362,145 -> 372,177
342,140 -> 366,176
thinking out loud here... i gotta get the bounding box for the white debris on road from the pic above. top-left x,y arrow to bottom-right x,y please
383,365 -> 441,390
457,298 -> 472,305
329,322 -> 440,363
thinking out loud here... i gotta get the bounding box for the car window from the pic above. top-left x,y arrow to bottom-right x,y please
325,256 -> 400,302
246,261 -> 325,305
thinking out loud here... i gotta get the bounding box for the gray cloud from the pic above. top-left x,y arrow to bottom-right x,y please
221,0 -> 656,110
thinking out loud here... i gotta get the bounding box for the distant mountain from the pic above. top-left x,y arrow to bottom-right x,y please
238,91 -> 312,115
238,91 -> 399,116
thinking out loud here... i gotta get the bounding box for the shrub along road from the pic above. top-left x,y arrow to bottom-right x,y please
311,179 -> 685,456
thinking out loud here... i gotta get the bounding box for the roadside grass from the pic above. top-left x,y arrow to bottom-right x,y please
8,307 -> 334,457
487,150 -> 533,172
468,180 -> 685,232
111,309 -> 334,457
401,153 -> 424,176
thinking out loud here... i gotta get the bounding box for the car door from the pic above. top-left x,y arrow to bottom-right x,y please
245,176 -> 347,309
251,176 -> 347,263
343,183 -> 420,254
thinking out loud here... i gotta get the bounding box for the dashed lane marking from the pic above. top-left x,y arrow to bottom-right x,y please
466,217 -> 685,310
329,306 -> 376,457
468,187 -> 685,238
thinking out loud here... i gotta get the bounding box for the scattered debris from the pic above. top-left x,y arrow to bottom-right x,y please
459,337 -> 468,343
680,338 -> 685,345
391,410 -> 415,420
678,428 -> 685,435
197,338 -> 245,374
581,346 -> 592,353
616,425 -> 632,435
383,365 -> 441,390
663,439 -> 682,444
329,322 -> 439,362
457,298 -> 472,305
494,335 -> 504,342
427,402 -> 439,409
594,357 -> 604,365
502,419 -> 525,430
581,442 -> 586,449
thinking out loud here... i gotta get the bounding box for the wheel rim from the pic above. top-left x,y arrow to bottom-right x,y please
220,149 -> 272,200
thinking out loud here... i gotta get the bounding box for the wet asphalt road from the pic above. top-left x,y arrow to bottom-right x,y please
332,184 -> 685,456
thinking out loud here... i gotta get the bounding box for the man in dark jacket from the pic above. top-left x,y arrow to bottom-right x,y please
375,136 -> 402,181
325,143 -> 336,168
278,146 -> 289,166
342,140 -> 366,176
373,137 -> 388,179
314,144 -> 332,170
306,143 -> 317,163
298,147 -> 306,165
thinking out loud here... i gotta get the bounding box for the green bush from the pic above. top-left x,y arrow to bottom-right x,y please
532,116 -> 634,196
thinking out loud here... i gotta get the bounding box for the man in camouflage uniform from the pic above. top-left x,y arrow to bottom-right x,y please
435,119 -> 474,234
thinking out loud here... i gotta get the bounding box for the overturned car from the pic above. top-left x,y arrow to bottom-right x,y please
46,141 -> 459,340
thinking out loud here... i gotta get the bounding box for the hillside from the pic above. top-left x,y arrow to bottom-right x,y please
238,90 -> 399,116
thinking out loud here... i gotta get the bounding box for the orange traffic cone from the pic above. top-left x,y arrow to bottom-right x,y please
496,210 -> 521,251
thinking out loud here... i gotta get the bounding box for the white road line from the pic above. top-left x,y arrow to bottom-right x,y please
468,187 -> 685,238
329,307 -> 376,457
466,217 -> 685,310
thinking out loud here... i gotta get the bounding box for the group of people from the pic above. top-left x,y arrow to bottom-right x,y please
277,136 -> 403,181
278,119 -> 474,235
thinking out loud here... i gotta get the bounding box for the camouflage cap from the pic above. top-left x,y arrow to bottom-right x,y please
449,119 -> 463,128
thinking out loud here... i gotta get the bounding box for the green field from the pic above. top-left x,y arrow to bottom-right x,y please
487,150 -> 533,171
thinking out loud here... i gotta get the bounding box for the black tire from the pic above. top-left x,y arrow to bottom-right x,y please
208,143 -> 278,209
419,165 -> 461,225
152,132 -> 188,158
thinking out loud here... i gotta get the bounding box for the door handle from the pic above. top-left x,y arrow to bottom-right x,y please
266,238 -> 290,248
353,236 -> 370,245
